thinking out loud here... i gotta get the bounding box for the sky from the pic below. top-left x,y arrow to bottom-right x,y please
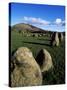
9,3 -> 65,32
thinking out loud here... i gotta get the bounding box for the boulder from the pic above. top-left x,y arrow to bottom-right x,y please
51,32 -> 59,46
36,49 -> 53,72
11,47 -> 42,87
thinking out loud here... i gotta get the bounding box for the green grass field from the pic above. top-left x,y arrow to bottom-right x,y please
11,30 -> 65,85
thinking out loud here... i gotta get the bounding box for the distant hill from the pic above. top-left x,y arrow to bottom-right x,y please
11,23 -> 46,33
10,23 -> 65,34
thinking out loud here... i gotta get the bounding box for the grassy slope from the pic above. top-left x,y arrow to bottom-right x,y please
11,30 -> 65,85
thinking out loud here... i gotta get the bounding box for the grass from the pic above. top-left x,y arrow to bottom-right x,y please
11,30 -> 65,85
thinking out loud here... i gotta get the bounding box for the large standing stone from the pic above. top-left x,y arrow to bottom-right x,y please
59,33 -> 64,42
51,32 -> 59,46
11,47 -> 42,87
36,49 -> 53,73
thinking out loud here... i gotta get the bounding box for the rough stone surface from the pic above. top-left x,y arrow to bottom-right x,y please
36,49 -> 53,72
51,32 -> 59,46
11,47 -> 42,87
59,33 -> 64,42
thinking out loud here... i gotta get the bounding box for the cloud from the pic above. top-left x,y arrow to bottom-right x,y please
62,20 -> 65,26
23,17 -> 65,27
55,18 -> 65,26
55,18 -> 62,24
24,16 -> 28,21
23,16 -> 50,25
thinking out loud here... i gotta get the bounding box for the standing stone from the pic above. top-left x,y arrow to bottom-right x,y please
11,47 -> 42,87
59,33 -> 64,42
35,34 -> 38,37
51,32 -> 59,46
36,49 -> 53,73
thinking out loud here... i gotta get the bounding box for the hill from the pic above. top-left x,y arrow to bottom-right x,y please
11,23 -> 52,33
10,23 -> 65,35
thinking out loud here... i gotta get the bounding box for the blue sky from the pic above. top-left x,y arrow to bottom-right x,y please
10,3 -> 65,32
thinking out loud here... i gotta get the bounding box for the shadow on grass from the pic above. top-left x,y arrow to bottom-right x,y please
23,41 -> 50,46
38,38 -> 51,41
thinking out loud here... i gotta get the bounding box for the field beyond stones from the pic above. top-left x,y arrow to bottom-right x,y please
11,30 -> 65,85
